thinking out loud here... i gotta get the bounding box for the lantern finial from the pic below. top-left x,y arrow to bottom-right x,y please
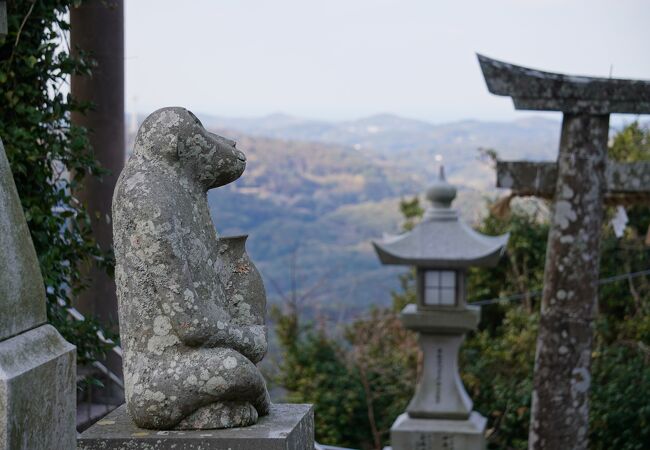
426,163 -> 457,208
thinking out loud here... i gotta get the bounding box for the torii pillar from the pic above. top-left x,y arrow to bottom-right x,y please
478,54 -> 650,450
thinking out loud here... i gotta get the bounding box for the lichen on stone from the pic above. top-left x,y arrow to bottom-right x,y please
113,107 -> 270,430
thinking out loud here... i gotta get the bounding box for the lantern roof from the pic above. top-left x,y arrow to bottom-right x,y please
373,167 -> 509,268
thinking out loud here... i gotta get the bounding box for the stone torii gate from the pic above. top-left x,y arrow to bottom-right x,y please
478,54 -> 650,450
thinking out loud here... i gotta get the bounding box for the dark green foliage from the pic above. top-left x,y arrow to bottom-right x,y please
274,123 -> 650,449
590,345 -> 650,450
609,121 -> 650,163
272,300 -> 419,449
468,203 -> 549,332
462,308 -> 537,449
399,196 -> 424,232
343,306 -> 418,448
0,1 -> 115,364
586,122 -> 650,450
272,304 -> 370,448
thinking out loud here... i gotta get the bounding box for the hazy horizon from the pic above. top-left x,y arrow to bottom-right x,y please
126,0 -> 650,124
125,110 -> 648,131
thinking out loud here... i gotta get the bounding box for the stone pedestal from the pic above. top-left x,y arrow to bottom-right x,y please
78,403 -> 314,450
0,325 -> 76,450
0,138 -> 77,450
400,304 -> 478,420
390,412 -> 486,450
388,304 -> 486,450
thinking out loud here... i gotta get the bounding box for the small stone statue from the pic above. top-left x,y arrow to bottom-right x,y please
113,107 -> 271,430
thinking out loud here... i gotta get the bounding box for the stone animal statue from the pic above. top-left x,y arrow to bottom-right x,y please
113,107 -> 270,430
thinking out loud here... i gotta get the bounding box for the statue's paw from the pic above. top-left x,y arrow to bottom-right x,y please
217,401 -> 258,429
174,401 -> 258,430
255,389 -> 272,417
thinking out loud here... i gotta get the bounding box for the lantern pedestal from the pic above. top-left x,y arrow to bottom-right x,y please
390,411 -> 486,450
389,304 -> 486,450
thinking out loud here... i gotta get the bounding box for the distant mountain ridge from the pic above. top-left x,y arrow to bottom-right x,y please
199,113 -> 561,191
200,112 -> 559,152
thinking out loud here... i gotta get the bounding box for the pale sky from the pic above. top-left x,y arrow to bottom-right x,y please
125,0 -> 650,123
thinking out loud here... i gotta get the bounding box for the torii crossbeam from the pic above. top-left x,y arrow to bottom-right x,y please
497,160 -> 650,204
479,54 -> 650,450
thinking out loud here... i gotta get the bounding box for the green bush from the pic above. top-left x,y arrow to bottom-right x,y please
590,344 -> 650,450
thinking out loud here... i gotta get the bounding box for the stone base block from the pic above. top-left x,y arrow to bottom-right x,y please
389,411 -> 486,450
78,403 -> 314,450
0,324 -> 76,450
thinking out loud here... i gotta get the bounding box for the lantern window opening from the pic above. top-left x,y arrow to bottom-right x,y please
424,270 -> 457,306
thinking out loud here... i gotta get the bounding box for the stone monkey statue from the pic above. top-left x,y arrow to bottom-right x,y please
113,107 -> 270,429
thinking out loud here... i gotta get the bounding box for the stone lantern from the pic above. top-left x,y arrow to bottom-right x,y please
373,167 -> 508,450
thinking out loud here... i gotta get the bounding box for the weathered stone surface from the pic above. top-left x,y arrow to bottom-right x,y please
497,160 -> 650,203
528,114 -> 608,450
406,334 -> 473,420
0,139 -> 47,341
0,324 -> 76,450
478,54 -> 650,114
112,107 -> 271,429
78,403 -> 314,450
0,137 -> 77,449
400,304 -> 479,334
390,412 -> 486,450
218,235 -> 267,327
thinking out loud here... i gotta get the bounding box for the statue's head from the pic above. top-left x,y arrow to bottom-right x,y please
134,106 -> 246,190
